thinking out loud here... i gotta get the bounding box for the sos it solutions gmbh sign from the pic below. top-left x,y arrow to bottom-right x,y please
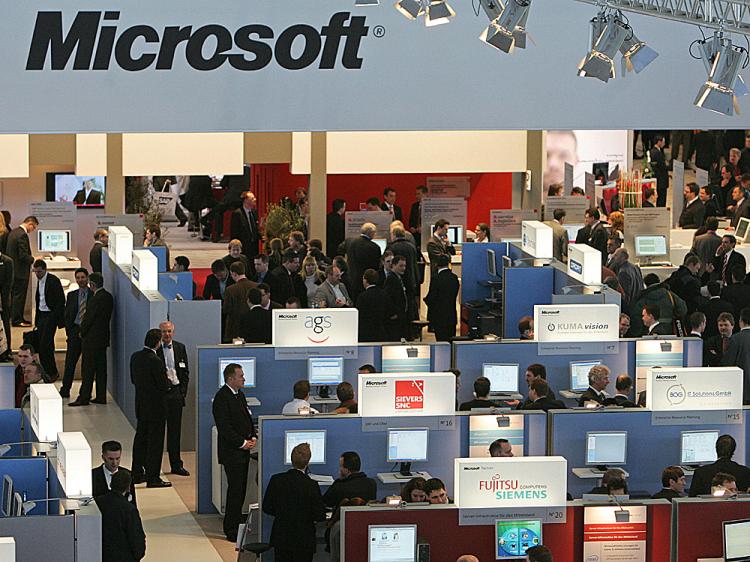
534,304 -> 619,343
272,308 -> 358,347
646,367 -> 743,411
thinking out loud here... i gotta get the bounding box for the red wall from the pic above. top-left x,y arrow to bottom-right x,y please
674,499 -> 750,561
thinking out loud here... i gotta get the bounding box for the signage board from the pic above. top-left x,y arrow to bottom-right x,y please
623,207 -> 671,264
534,304 -> 619,342
454,457 -> 567,509
272,308 -> 358,347
567,243 -> 602,285
108,225 -> 133,266
521,221 -> 553,258
344,210 -> 392,240
645,367 -> 744,412
30,384 -> 62,442
131,249 -> 158,291
583,505 -> 647,562
490,209 -> 538,241
56,432 -> 92,497
426,176 -> 470,198
95,214 -> 144,237
634,339 -> 683,395
542,196 -> 589,223
358,372 -> 455,417
381,345 -> 430,373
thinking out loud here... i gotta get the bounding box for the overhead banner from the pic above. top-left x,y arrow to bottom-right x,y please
454,457 -> 567,509
490,209 -> 538,241
272,308 -> 359,347
544,131 -> 629,191
358,372 -> 455,417
645,367 -> 744,412
534,304 -> 619,342
583,505 -> 647,562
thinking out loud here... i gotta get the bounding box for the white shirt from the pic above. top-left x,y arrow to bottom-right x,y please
161,342 -> 179,386
330,282 -> 345,302
282,398 -> 318,415
38,273 -> 50,312
103,464 -> 115,489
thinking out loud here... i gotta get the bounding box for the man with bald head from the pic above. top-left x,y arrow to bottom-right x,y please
156,321 -> 191,476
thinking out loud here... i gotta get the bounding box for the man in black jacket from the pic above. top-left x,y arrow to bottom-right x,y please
156,321 -> 190,477
70,273 -> 114,406
267,251 -> 306,308
388,226 -> 419,322
678,182 -> 706,229
409,185 -> 427,250
698,281 -> 734,339
0,252 -> 14,358
666,255 -> 704,315
7,216 -> 37,327
521,379 -> 567,412
458,376 -> 497,411
583,208 -> 608,261
89,228 -> 108,273
722,307 -> 750,405
263,443 -> 327,562
689,435 -> 750,495
577,364 -> 610,406
705,312 -> 735,367
384,255 -> 410,341
603,375 -> 638,408
381,187 -> 403,221
424,254 -> 459,341
229,191 -> 260,263
130,329 -> 171,488
326,199 -> 346,258
722,267 -> 750,321
92,440 -> 137,507
238,288 -> 272,344
346,223 -> 382,301
652,466 -> 686,500
60,268 -> 91,398
356,269 -> 388,342
213,362 -> 257,542
650,135 -> 669,207
32,259 -> 65,381
323,451 -> 377,507
95,470 -> 146,562
708,234 -> 747,287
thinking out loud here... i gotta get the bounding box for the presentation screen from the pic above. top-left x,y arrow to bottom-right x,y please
570,360 -> 600,391
634,235 -> 667,257
483,364 -> 519,394
38,230 -> 71,253
368,525 -> 417,562
284,430 -> 326,465
308,357 -> 344,385
586,431 -> 627,465
495,519 -> 542,559
218,358 -> 256,390
724,519 -> 750,561
46,173 -> 106,207
680,430 -> 719,465
387,428 -> 429,463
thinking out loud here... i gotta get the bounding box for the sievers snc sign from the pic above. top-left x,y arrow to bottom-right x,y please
646,367 -> 743,412
359,372 -> 455,417
534,304 -> 619,343
272,308 -> 358,347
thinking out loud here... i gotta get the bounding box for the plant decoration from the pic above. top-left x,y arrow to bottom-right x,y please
264,196 -> 305,242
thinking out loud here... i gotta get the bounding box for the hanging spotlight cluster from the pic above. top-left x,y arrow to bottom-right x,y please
478,0 -> 532,54
394,0 -> 456,27
692,31 -> 749,116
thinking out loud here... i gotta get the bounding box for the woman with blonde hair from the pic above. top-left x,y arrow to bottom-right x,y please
609,211 -> 625,239
267,237 -> 284,271
301,255 -> 324,304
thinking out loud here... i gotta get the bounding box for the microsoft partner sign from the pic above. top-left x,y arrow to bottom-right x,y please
25,11 -> 369,71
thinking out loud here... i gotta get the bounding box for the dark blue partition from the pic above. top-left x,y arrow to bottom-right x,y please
0,410 -> 24,456
158,271 -> 194,300
549,409 -> 748,499
0,458 -> 49,515
461,242 -> 507,303
503,267 -> 553,337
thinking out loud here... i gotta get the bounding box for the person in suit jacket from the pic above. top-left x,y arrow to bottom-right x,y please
70,273 -> 114,406
213,362 -> 257,541
73,179 -> 103,205
129,329 -> 171,488
384,256 -> 410,341
642,187 -> 657,208
722,307 -> 750,405
0,252 -> 14,357
7,216 -> 38,326
222,261 -> 258,342
602,375 -> 638,408
31,259 -> 65,381
251,254 -> 271,285
238,288 -> 272,344
577,365 -> 610,406
380,187 -> 403,221
322,451 -> 378,507
267,250 -> 307,309
690,217 -> 722,276
545,209 -> 569,262
356,269 -> 388,342
698,281 -> 734,338
203,259 -> 233,301
95,470 -> 146,562
700,185 -> 722,219
60,268 -> 91,398
722,267 -> 750,321
92,440 -> 137,507
313,265 -> 353,308
678,182 -> 706,229
263,443 -> 327,562
89,228 -> 108,274
705,312 -> 735,366
652,466 -> 686,501
426,219 -> 456,278
424,254 -> 459,341
729,184 -> 750,227
346,223 -> 382,301
650,135 -> 669,207
409,185 -> 427,250
156,321 -> 190,476
229,191 -> 260,263
583,208 -> 608,262
326,199 -> 346,258
387,226 -> 420,323
641,303 -> 672,336
708,234 -> 746,286
221,240 -> 251,275
689,435 -> 750,495
521,379 -> 567,412
665,255 -> 704,315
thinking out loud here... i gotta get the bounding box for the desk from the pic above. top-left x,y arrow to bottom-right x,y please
377,471 -> 432,484
309,396 -> 339,413
573,468 -> 630,479
559,390 -> 583,400
309,474 -> 335,486
246,397 -> 261,408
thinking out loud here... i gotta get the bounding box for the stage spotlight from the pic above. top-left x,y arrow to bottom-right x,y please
480,0 -> 531,53
355,0 -> 380,5
694,35 -> 746,116
620,32 -> 658,74
395,0 -> 424,19
578,13 -> 630,82
425,0 -> 456,27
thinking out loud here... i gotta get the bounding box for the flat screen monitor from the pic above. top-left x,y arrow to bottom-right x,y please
218,358 -> 256,391
737,217 -> 750,242
368,524 -> 417,562
724,519 -> 750,561
495,519 -> 542,559
11,492 -> 23,517
387,428 -> 429,463
570,360 -> 601,391
1,475 -> 12,517
680,430 -> 719,465
564,224 -> 583,242
373,239 -> 387,253
46,173 -> 106,207
308,357 -> 344,386
483,363 -> 519,394
586,431 -> 628,466
38,230 -> 71,253
634,235 -> 667,257
284,430 -> 326,465
487,248 -> 497,277
431,224 -> 464,245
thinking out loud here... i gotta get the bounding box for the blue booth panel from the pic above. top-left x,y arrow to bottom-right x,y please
503,267 -> 553,337
461,242 -> 507,303
0,457 -> 50,515
158,271 -> 194,300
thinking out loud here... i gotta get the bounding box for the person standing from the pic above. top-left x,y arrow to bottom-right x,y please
230,191 -> 260,264
59,268 -> 91,398
546,209 -> 568,262
156,321 -> 190,477
267,251 -> 306,308
326,199 -> 346,258
722,307 -> 750,405
70,273 -> 114,406
89,228 -> 108,273
678,183 -> 706,229
7,216 -> 38,327
0,251 -> 14,358
95,471 -> 146,562
222,261 -> 257,342
92,440 -> 137,507
213,362 -> 257,542
130,329 -> 171,488
650,135 -> 669,207
426,219 -> 456,278
384,256 -> 410,341
356,269 -> 388,342
424,254 -> 460,341
409,185 -> 427,250
32,259 -> 65,381
263,443 -> 327,562
346,223 -> 382,301
381,187 -> 403,221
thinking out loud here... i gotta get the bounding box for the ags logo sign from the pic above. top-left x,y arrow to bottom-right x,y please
395,380 -> 424,410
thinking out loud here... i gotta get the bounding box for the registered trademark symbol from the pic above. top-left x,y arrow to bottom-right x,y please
374,25 -> 386,37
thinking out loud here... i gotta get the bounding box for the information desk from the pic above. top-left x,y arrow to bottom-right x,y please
672,497 -> 750,562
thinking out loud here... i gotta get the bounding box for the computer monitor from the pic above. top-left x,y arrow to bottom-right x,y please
570,360 -> 601,391
680,430 -> 719,466
373,239 -> 388,253
737,217 -> 750,242
483,363 -> 519,394
487,248 -> 497,277
284,430 -> 326,465
495,519 -> 542,559
724,519 -> 750,561
564,224 -> 583,242
368,524 -> 417,562
11,492 -> 23,517
1,475 -> 12,517
634,235 -> 667,257
218,358 -> 256,391
308,357 -> 344,386
586,431 -> 628,467
38,230 -> 71,253
387,428 -> 429,463
431,224 -> 464,245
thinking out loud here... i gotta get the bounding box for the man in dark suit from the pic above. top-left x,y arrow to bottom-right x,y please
267,250 -> 306,309
213,362 -> 257,542
689,435 -> 750,495
201,165 -> 249,241
426,219 -> 456,278
251,254 -> 271,285
70,273 -> 114,406
678,182 -> 706,229
73,179 -> 103,205
356,269 -> 388,342
156,321 -> 190,477
32,259 -> 65,381
650,135 -> 669,207
89,228 -> 108,273
130,329 -> 171,488
642,303 -> 672,336
642,187 -> 657,208
652,466 -> 686,500
729,184 -> 750,228
384,255 -> 410,341
424,254 -> 459,341
409,185 -> 427,250
698,281 -> 734,338
263,443 -> 326,562
323,451 -> 377,507
238,288 -> 272,344
603,375 -> 638,408
708,234 -> 746,286
7,216 -> 38,326
705,312 -> 735,366
222,261 -> 257,342
326,199 -> 346,258
59,268 -> 91,398
722,307 -> 750,405
92,440 -> 137,507
0,252 -> 14,357
203,259 -> 232,301
722,267 -> 750,321
229,191 -> 260,263
521,379 -> 567,412
700,185 -> 722,219
95,471 -> 146,562
387,226 -> 419,322
583,208 -> 608,261
346,223 -> 382,301
691,217 -> 722,276
577,365 -> 610,406
665,255 -> 704,314
380,187 -> 403,221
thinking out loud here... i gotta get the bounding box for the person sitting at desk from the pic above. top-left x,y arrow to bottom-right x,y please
518,316 -> 534,340
577,365 -> 610,406
281,380 -> 319,415
607,476 -> 628,496
333,381 -> 358,414
652,466 -> 686,500
489,438 -> 514,458
458,377 -> 495,411
590,468 -> 627,494
689,435 -> 750,496
603,374 -> 638,408
323,451 -> 377,507
711,472 -> 739,496
400,477 -> 427,502
509,364 -> 558,409
424,478 -> 450,504
521,379 -> 566,412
